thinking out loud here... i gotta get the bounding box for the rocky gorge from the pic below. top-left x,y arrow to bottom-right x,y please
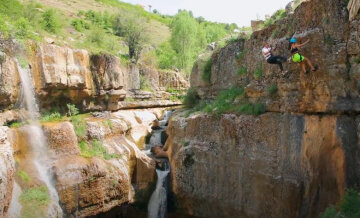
0,37 -> 188,217
0,0 -> 360,217
164,0 -> 360,217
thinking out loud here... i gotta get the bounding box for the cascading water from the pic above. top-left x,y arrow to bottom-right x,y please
15,61 -> 63,217
145,110 -> 172,218
147,161 -> 170,218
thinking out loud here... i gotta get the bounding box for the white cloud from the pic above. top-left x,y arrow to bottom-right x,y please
121,0 -> 291,27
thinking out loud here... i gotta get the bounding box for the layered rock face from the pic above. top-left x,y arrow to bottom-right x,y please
1,108 -> 165,218
165,112 -> 360,218
166,0 -> 360,217
191,0 -> 359,113
0,43 -> 188,115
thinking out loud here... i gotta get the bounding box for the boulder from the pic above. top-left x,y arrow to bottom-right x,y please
43,122 -> 80,155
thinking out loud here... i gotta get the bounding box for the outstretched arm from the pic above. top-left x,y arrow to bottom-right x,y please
297,39 -> 310,48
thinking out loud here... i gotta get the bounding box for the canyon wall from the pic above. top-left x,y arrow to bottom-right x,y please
0,43 -> 188,115
166,0 -> 360,217
1,108 -> 166,218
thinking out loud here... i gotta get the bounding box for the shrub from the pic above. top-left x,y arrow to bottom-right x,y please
20,186 -> 50,218
320,189 -> 360,218
183,88 -> 199,108
155,42 -> 177,69
254,66 -> 263,79
71,19 -> 90,32
140,75 -> 152,92
268,84 -> 278,95
66,104 -> 79,117
18,171 -> 30,182
41,9 -> 62,33
202,58 -> 212,83
40,111 -> 63,122
237,67 -> 248,76
14,18 -> 34,39
264,9 -> 287,27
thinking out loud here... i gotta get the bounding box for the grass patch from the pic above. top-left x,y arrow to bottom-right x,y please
195,86 -> 265,116
72,115 -> 87,139
18,171 -> 30,182
202,58 -> 212,83
20,186 -> 50,218
237,50 -> 247,61
320,189 -> 360,218
268,84 -> 278,95
237,67 -> 248,76
79,140 -> 120,160
254,66 -> 263,79
9,121 -> 24,128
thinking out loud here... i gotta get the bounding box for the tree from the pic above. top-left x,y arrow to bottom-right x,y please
170,11 -> 204,72
113,13 -> 147,62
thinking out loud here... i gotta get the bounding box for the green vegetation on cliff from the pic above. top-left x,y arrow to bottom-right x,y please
321,190 -> 360,218
20,186 -> 50,218
0,0 -> 237,75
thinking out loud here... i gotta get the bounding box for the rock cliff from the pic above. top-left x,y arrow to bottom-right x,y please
0,43 -> 188,115
166,0 -> 360,217
1,108 -> 166,218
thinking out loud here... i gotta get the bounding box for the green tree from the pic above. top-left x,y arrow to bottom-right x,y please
203,23 -> 227,43
170,11 -> 204,72
41,9 -> 62,33
113,13 -> 147,62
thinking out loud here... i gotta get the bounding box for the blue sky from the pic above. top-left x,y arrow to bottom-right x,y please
121,0 -> 291,27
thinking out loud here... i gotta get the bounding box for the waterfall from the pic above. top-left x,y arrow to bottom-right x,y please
9,182 -> 22,218
147,161 -> 170,218
15,61 -> 63,217
145,110 -> 173,218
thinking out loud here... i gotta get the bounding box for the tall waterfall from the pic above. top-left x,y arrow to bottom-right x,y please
147,162 -> 170,218
16,61 -> 63,217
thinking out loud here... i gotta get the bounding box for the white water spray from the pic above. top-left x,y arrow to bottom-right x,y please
147,163 -> 170,218
16,61 -> 63,217
9,182 -> 22,218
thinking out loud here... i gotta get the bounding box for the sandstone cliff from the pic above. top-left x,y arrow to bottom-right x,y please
165,0 -> 360,217
0,43 -> 188,116
1,108 -> 167,217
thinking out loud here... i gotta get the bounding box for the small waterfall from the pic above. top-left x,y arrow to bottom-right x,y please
147,161 -> 170,218
145,110 -> 173,218
9,182 -> 22,218
15,61 -> 63,217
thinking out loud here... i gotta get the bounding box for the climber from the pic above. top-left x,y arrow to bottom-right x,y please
262,42 -> 287,74
289,38 -> 318,74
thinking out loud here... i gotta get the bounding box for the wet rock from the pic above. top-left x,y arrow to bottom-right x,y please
43,122 -> 80,155
151,146 -> 168,158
